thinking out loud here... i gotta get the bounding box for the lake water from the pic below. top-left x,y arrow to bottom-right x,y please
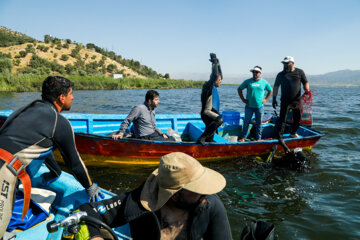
0,85 -> 359,239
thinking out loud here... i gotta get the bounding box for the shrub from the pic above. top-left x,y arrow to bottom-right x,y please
19,51 -> 27,58
55,44 -> 62,50
0,58 -> 13,73
13,59 -> 20,66
53,53 -> 58,58
91,55 -> 96,60
106,64 -> 117,73
60,54 -> 69,61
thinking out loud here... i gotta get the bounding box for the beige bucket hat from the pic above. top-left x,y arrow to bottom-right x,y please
140,152 -> 226,211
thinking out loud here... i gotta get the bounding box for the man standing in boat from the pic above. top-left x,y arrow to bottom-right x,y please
272,56 -> 310,139
197,53 -> 224,145
0,76 -> 103,237
238,66 -> 273,141
75,152 -> 232,240
112,90 -> 175,141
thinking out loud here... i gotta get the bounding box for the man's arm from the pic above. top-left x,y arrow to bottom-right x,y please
113,106 -> 140,139
203,95 -> 220,120
77,193 -> 128,239
237,87 -> 248,104
205,195 -> 232,239
263,90 -> 273,103
53,116 -> 93,189
300,69 -> 310,93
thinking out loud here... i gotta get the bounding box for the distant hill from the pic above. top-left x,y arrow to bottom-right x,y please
309,70 -> 360,87
0,26 -> 166,79
222,70 -> 360,87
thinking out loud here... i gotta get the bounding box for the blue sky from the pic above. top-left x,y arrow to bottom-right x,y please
0,0 -> 359,80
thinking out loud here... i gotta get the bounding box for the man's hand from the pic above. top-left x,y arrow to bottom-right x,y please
86,183 -> 105,202
272,98 -> 278,109
304,89 -> 310,95
262,99 -> 267,104
112,133 -> 123,140
242,99 -> 249,104
163,134 -> 168,139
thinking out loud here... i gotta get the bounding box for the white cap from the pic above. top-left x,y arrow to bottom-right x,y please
250,66 -> 262,73
281,56 -> 294,63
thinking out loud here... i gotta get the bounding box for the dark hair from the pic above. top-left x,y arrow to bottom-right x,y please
42,76 -> 74,102
145,90 -> 159,102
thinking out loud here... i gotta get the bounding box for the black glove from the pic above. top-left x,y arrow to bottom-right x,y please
209,53 -> 219,64
272,98 -> 278,109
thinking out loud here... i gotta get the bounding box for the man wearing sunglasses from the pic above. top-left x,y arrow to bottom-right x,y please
272,56 -> 310,139
238,66 -> 273,141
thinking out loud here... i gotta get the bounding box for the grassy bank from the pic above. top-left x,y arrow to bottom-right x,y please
0,73 -> 204,91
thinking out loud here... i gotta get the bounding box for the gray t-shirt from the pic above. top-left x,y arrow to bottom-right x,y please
119,102 -> 163,138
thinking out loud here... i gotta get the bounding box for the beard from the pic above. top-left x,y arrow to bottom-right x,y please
283,64 -> 292,72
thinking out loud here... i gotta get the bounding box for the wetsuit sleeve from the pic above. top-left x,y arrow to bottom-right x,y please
44,153 -> 62,178
119,106 -> 140,135
78,193 -> 127,238
205,195 -> 232,240
203,95 -> 219,120
53,115 -> 93,189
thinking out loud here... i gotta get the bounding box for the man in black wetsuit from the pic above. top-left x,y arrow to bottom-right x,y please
272,56 -> 310,139
0,76 -> 102,237
75,152 -> 232,240
197,53 -> 224,145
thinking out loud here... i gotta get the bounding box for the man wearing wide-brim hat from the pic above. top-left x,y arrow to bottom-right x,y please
76,152 -> 232,240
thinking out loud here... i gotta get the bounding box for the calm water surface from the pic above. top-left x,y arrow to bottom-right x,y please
0,85 -> 359,239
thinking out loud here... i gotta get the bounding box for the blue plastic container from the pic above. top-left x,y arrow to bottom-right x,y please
222,111 -> 241,125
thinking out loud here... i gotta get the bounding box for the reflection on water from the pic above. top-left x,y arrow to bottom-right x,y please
1,86 -> 360,239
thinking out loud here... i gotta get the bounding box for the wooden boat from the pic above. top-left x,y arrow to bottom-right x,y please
0,110 -> 323,166
10,164 -> 131,240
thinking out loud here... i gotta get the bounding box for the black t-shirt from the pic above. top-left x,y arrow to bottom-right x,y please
274,68 -> 308,104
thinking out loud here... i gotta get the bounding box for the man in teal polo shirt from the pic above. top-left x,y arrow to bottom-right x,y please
238,66 -> 273,141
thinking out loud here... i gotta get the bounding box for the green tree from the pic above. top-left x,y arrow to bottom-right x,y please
60,54 -> 69,61
0,58 -> 13,73
19,51 -> 27,58
13,59 -> 20,66
86,43 -> 95,50
106,64 -> 117,73
44,35 -> 52,43
164,73 -> 170,79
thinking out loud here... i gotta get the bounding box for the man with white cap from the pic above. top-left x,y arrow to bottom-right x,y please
75,152 -> 232,240
238,66 -> 273,141
272,56 -> 310,139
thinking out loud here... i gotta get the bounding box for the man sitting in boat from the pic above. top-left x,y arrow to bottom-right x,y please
112,90 -> 175,141
0,76 -> 103,238
75,152 -> 232,240
197,53 -> 224,145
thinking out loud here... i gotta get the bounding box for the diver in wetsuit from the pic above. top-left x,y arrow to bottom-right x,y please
0,76 -> 102,237
197,53 -> 224,145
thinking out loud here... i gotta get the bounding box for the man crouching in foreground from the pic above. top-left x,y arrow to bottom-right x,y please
75,152 -> 232,240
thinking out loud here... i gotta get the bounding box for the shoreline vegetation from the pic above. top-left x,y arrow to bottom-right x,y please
0,73 -> 205,92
